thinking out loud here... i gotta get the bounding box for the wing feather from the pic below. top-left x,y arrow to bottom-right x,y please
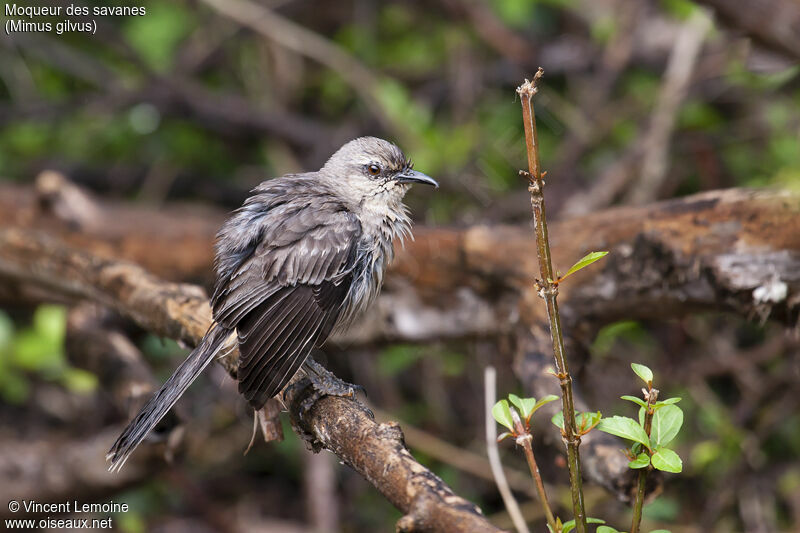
210,183 -> 362,409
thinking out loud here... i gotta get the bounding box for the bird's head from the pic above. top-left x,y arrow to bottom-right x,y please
321,137 -> 437,206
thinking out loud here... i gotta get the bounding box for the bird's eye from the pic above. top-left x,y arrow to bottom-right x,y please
367,164 -> 381,176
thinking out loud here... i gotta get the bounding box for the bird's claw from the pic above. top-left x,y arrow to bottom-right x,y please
295,358 -> 367,421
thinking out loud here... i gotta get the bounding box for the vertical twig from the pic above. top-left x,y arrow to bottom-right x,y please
631,387 -> 658,533
485,367 -> 531,533
511,410 -> 558,532
517,69 -> 588,533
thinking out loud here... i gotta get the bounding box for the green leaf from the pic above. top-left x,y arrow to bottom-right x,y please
560,251 -> 609,281
621,395 -> 647,408
597,416 -> 651,448
656,397 -> 682,406
535,394 -> 559,411
631,363 -> 653,385
551,410 -> 601,432
577,411 -> 603,433
649,530 -> 672,533
492,400 -> 514,431
629,452 -> 651,469
651,448 -> 683,473
561,518 -> 605,533
651,405 -> 684,448
549,516 -> 563,533
508,394 -> 537,419
597,527 -> 622,533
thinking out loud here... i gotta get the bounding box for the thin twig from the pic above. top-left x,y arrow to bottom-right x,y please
517,69 -> 588,533
631,387 -> 658,533
485,366 -> 531,533
511,410 -> 557,532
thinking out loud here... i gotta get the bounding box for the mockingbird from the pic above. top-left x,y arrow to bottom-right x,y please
107,137 -> 437,470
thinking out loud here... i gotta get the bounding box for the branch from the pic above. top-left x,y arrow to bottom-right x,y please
0,228 -> 502,533
3,179 -> 799,503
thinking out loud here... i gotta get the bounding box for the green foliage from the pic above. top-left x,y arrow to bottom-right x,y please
621,395 -> 647,408
0,306 -> 97,403
599,364 -> 685,482
491,0 -> 541,29
597,416 -> 651,448
548,517 -> 605,533
651,405 -> 683,448
508,393 -> 558,422
492,399 -> 514,431
651,448 -> 682,473
659,0 -> 697,19
551,410 -> 602,435
630,363 -> 653,386
377,344 -> 424,377
123,3 -> 194,72
629,452 -> 650,469
559,251 -> 609,281
508,394 -> 536,420
495,394 -> 560,435
597,526 -> 672,533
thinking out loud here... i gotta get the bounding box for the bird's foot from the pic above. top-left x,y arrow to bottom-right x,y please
283,358 -> 373,452
293,358 -> 368,420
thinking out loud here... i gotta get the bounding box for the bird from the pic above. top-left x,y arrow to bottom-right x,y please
107,137 -> 437,471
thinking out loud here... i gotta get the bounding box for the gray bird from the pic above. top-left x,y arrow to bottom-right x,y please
107,137 -> 437,470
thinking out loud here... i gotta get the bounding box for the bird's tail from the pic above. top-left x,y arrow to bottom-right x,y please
106,324 -> 231,472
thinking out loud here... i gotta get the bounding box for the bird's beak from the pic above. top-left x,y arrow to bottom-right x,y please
395,169 -> 439,188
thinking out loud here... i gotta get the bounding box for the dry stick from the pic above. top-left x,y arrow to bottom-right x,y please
510,409 -> 557,532
517,69 -> 588,533
631,387 -> 658,533
485,366 -> 531,533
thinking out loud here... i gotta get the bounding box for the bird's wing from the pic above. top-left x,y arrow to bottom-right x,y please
212,201 -> 361,409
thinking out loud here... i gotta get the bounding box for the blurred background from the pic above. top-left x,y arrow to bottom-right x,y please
1,0 -> 799,531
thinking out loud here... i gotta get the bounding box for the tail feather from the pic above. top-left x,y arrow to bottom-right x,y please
107,325 -> 231,472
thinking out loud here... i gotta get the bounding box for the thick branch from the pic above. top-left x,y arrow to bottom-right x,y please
0,228 -> 501,533
287,386 -> 500,533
